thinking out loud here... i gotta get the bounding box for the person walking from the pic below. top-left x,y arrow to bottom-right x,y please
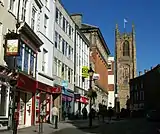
52,105 -> 59,129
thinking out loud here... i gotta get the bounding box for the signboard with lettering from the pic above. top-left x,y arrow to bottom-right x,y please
82,66 -> 89,78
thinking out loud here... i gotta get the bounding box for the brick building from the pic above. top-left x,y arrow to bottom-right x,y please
130,64 -> 160,111
71,14 -> 110,109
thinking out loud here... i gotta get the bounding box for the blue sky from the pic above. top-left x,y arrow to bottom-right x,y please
61,0 -> 160,72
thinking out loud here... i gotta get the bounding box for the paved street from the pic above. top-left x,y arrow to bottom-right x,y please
53,118 -> 160,134
1,118 -> 160,134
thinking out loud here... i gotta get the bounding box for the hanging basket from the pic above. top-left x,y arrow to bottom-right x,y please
87,90 -> 97,99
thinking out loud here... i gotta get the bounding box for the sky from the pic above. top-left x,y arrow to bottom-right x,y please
61,0 -> 160,73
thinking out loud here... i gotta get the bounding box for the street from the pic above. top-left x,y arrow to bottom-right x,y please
53,118 -> 160,134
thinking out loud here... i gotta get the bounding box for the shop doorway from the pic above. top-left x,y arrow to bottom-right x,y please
19,92 -> 25,126
25,93 -> 32,126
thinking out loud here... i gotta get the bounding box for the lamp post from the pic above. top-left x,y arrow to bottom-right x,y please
88,66 -> 94,127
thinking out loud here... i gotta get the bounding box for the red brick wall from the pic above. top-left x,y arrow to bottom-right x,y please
94,51 -> 108,93
108,61 -> 114,75
108,84 -> 114,91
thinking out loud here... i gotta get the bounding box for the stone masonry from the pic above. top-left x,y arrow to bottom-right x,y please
115,24 -> 137,109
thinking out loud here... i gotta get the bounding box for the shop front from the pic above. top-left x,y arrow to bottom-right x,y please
74,94 -> 89,115
12,72 -> 37,129
36,81 -> 61,124
62,87 -> 74,119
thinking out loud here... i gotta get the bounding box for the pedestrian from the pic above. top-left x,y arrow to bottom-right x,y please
51,105 -> 59,129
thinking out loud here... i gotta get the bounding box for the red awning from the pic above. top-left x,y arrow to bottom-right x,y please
76,96 -> 89,104
37,81 -> 61,94
17,73 -> 36,93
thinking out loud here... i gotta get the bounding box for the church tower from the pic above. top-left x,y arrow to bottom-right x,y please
115,24 -> 137,109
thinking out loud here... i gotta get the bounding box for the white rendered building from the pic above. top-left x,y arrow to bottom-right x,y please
107,56 -> 115,108
53,0 -> 75,115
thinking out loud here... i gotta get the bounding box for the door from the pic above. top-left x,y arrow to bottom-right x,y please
25,93 -> 32,126
19,93 -> 25,125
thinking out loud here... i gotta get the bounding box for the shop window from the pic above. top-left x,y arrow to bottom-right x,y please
30,51 -> 35,76
24,46 -> 29,73
17,45 -> 23,71
0,85 -> 8,116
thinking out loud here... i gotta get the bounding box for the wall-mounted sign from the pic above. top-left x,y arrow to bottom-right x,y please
61,80 -> 68,88
5,32 -> 20,56
82,66 -> 89,78
6,39 -> 19,56
93,73 -> 100,80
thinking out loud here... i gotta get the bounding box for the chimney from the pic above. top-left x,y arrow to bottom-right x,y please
139,71 -> 142,76
70,14 -> 82,28
144,69 -> 147,73
151,66 -> 153,70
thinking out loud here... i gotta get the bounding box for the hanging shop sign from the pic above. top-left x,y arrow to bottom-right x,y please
82,66 -> 89,78
5,32 -> 20,56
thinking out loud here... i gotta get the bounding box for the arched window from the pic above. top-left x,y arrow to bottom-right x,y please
123,40 -> 130,56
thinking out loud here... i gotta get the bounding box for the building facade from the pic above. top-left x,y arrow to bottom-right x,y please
115,24 -> 137,109
130,65 -> 160,111
71,14 -> 90,114
53,0 -> 75,119
71,14 -> 110,110
107,56 -> 115,108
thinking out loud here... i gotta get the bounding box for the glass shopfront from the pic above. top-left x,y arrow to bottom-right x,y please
0,83 -> 10,130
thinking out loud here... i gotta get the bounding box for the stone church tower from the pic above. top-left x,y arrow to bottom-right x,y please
115,24 -> 137,109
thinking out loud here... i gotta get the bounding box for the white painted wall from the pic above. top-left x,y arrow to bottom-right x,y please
75,31 -> 90,92
108,75 -> 114,84
53,0 -> 75,91
108,91 -> 115,108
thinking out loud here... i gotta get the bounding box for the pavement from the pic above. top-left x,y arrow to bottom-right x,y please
1,118 -> 159,134
0,118 -> 104,134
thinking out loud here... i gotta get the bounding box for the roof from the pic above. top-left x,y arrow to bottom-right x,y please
130,64 -> 160,83
80,23 -> 110,55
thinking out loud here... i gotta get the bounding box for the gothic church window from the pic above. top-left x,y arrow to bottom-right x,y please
123,40 -> 130,56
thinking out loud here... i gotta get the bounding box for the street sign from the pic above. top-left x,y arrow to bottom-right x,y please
82,66 -> 89,78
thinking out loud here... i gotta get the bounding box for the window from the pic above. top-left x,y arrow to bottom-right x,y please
65,65 -> 67,80
55,31 -> 58,48
0,85 -> 8,116
123,40 -> 130,56
44,14 -> 48,34
9,0 -> 15,12
63,17 -> 66,31
54,58 -> 58,75
71,69 -> 73,84
71,48 -> 73,60
56,8 -> 59,23
58,60 -> 61,77
65,42 -> 68,56
69,25 -> 71,37
62,39 -> 65,54
68,46 -> 71,58
24,46 -> 29,73
108,63 -> 112,70
68,68 -> 71,83
59,12 -> 62,27
61,63 -> 65,79
17,45 -> 23,70
45,0 -> 48,7
30,51 -> 35,76
42,48 -> 48,72
58,34 -> 61,50
31,7 -> 36,30
21,0 -> 27,21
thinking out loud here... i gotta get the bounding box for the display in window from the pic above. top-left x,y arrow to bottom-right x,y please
30,52 -> 34,76
16,46 -> 23,71
24,47 -> 29,73
36,99 -> 39,110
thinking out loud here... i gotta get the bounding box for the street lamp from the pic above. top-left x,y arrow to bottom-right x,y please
88,66 -> 94,127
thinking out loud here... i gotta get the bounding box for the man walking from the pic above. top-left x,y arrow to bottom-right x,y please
52,105 -> 59,129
